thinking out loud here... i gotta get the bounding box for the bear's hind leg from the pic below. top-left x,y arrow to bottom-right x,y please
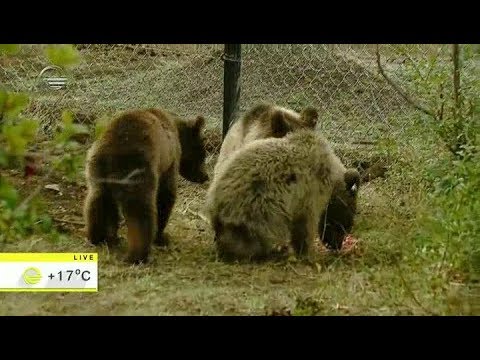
122,196 -> 157,264
154,165 -> 177,247
85,186 -> 119,246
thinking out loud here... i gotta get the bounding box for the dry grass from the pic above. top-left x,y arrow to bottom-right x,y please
0,44 -> 476,315
0,144 -> 475,316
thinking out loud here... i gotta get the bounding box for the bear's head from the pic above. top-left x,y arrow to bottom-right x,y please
178,115 -> 209,184
319,168 -> 361,250
266,105 -> 318,138
242,104 -> 319,144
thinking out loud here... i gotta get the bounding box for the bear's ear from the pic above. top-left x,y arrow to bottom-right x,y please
300,107 -> 319,129
270,111 -> 290,138
192,115 -> 206,130
344,168 -> 361,195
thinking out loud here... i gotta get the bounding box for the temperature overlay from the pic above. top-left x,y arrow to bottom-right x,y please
0,253 -> 98,292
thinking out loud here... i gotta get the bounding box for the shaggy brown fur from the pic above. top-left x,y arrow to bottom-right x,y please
213,103 -> 318,178
84,108 -> 208,264
205,129 -> 360,262
214,102 -> 361,251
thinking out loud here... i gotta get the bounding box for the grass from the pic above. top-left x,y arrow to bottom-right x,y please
0,44 -> 478,315
0,122 -> 477,315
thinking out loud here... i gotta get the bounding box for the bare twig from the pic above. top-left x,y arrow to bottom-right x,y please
186,208 -> 210,224
424,45 -> 444,81
53,217 -> 85,226
375,44 -> 435,118
286,263 -> 316,279
438,82 -> 445,122
402,50 -> 424,81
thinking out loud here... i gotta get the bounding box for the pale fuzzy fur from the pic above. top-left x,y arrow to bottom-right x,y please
213,103 -> 317,179
205,129 -> 348,261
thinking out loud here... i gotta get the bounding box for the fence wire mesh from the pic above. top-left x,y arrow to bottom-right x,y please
1,44 -> 452,159
242,44 -> 451,144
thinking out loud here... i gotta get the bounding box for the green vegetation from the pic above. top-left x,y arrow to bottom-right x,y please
0,44 -> 478,315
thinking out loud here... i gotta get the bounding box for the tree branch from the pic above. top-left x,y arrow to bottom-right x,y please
438,82 -> 445,122
375,44 -> 435,118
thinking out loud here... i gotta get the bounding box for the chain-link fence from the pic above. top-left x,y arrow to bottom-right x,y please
1,44 -> 452,159
0,44 -> 225,153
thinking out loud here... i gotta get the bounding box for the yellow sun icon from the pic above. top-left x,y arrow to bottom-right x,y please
23,267 -> 42,285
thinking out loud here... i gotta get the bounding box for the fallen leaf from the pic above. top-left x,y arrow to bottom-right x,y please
45,184 -> 63,196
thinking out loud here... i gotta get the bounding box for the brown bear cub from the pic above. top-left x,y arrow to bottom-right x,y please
84,108 -> 209,264
213,103 -> 318,178
205,128 -> 360,262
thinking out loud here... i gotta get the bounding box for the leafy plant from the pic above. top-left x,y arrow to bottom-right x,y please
381,44 -> 480,284
0,44 -> 83,243
45,44 -> 80,69
402,45 -> 479,158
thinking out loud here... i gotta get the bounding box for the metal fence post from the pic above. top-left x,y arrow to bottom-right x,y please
222,44 -> 242,139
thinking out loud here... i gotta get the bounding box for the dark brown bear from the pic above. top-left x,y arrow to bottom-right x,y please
318,173 -> 360,250
84,108 -> 208,264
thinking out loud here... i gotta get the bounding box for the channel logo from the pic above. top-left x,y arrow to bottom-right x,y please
22,267 -> 42,285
